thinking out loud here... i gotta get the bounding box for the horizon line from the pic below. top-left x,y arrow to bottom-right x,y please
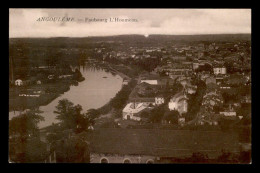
9,33 -> 251,39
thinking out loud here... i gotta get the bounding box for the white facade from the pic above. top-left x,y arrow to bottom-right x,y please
213,67 -> 226,75
219,111 -> 236,117
168,99 -> 188,114
168,95 -> 188,115
15,79 -> 23,86
122,102 -> 149,121
155,97 -> 164,105
140,80 -> 158,85
168,101 -> 178,111
122,81 -> 129,85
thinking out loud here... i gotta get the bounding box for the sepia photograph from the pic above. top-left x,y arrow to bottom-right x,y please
9,8 -> 251,164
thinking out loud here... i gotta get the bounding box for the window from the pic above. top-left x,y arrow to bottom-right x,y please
100,157 -> 109,163
123,158 -> 131,163
146,159 -> 154,164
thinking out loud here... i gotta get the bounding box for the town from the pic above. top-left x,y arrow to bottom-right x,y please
9,34 -> 251,163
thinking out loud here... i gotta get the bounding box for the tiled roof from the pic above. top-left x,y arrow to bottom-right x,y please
89,128 -> 240,158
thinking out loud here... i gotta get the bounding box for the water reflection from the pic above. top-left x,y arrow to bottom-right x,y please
10,62 -> 123,129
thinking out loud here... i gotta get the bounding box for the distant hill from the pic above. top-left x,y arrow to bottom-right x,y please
9,34 -> 251,48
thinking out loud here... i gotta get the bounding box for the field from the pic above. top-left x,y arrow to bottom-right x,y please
9,80 -> 76,111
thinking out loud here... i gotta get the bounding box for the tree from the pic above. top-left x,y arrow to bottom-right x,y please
54,99 -> 75,129
149,105 -> 166,123
162,110 -> 179,124
54,99 -> 94,132
9,109 -> 47,163
140,111 -> 150,118
73,68 -> 84,81
55,137 -> 90,163
195,63 -> 212,73
9,137 -> 48,163
9,108 -> 44,137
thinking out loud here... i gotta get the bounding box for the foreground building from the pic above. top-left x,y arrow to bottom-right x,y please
89,128 -> 240,163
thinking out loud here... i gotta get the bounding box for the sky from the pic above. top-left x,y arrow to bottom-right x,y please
9,9 -> 251,38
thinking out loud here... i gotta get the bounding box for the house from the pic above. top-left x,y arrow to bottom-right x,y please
185,85 -> 197,94
140,80 -> 158,85
215,75 -> 225,85
241,95 -> 251,104
122,102 -> 149,121
15,79 -> 23,86
169,72 -> 185,80
220,111 -> 237,117
170,56 -> 186,61
136,82 -> 158,97
213,66 -> 227,75
168,90 -> 188,115
48,75 -> 54,80
89,128 -> 240,163
36,80 -> 42,85
155,95 -> 164,105
122,79 -> 130,85
193,62 -> 200,70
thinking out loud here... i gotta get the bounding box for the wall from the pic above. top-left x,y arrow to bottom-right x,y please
90,153 -> 157,163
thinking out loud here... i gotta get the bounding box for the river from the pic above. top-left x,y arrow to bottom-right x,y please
9,63 -> 123,129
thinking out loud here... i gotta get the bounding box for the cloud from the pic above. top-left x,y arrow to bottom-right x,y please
9,9 -> 251,38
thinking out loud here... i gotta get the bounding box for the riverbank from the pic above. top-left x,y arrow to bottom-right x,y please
106,64 -> 131,80
9,76 -> 85,114
27,62 -> 134,130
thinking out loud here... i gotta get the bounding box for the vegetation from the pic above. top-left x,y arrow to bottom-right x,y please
148,104 -> 167,123
9,109 -> 47,163
186,79 -> 207,121
54,137 -> 90,163
162,110 -> 179,124
195,63 -> 213,73
54,99 -> 95,132
95,79 -> 137,115
9,108 -> 44,137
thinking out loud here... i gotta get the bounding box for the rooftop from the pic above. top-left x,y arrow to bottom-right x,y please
89,128 -> 240,158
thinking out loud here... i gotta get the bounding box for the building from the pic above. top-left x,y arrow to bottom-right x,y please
219,111 -> 237,117
122,102 -> 150,121
185,85 -> 197,94
168,90 -> 188,114
170,56 -> 186,61
15,79 -> 23,86
48,75 -> 54,80
155,95 -> 164,105
89,128 -> 240,163
36,80 -> 42,85
213,66 -> 227,75
140,80 -> 158,85
122,79 -> 130,85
